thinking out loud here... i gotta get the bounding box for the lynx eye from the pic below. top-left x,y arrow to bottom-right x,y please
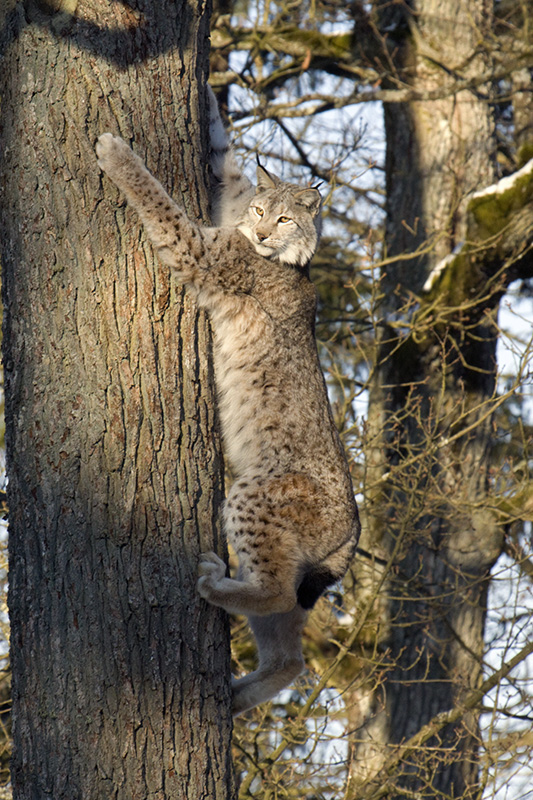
253,206 -> 264,217
277,216 -> 291,224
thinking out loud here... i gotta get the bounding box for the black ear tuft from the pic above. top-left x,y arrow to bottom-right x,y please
256,162 -> 281,192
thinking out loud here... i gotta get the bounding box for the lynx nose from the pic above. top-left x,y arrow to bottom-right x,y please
256,232 -> 268,242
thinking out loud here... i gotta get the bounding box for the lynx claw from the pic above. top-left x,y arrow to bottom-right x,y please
197,552 -> 227,601
198,551 -> 227,577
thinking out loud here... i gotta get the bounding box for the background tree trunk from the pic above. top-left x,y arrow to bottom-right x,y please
351,1 -> 505,797
0,2 -> 234,798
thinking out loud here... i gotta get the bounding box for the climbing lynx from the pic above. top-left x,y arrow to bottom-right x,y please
95,88 -> 360,716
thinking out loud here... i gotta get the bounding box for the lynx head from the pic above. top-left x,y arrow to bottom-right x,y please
237,164 -> 322,267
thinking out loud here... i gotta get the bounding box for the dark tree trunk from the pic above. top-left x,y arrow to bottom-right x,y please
0,2 -> 235,798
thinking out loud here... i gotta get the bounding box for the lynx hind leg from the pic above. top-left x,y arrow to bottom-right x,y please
197,547 -> 299,617
232,605 -> 307,716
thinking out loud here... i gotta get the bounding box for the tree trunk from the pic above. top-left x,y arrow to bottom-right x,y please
0,2 -> 235,798
349,2 -> 506,797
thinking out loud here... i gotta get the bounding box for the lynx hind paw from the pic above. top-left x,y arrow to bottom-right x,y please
96,133 -> 131,175
198,551 -> 227,579
197,552 -> 227,600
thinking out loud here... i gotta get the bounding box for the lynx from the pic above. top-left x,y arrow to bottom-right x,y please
95,88 -> 360,716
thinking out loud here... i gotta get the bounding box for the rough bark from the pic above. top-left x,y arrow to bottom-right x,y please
348,1 -> 530,797
0,2 -> 234,798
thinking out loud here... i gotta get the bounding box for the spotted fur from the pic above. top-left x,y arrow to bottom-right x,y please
96,94 -> 360,715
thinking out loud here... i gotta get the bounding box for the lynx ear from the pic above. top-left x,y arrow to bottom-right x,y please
256,163 -> 281,191
294,187 -> 322,216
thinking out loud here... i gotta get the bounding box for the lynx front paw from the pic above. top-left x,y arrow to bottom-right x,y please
96,133 -> 134,180
197,551 -> 227,601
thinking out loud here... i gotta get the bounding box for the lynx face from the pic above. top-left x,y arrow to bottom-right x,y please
237,166 -> 322,267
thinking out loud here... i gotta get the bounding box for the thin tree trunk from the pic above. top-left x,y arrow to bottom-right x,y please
0,3 -> 234,798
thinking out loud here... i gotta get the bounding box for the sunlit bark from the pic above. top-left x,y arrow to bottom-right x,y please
0,2 -> 234,798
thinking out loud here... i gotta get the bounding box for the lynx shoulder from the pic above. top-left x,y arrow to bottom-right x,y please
96,87 -> 360,716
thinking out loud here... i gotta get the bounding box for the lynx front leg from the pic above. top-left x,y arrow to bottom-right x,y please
96,133 -> 205,276
197,552 -> 298,616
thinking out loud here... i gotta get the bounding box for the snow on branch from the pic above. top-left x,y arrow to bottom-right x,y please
470,157 -> 533,201
423,157 -> 533,293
